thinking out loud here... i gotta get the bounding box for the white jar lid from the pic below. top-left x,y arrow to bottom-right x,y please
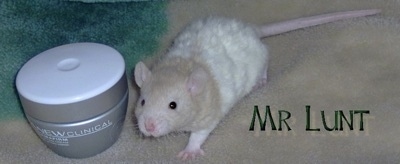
16,43 -> 127,123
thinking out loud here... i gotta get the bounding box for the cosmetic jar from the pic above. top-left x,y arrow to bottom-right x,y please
16,43 -> 128,158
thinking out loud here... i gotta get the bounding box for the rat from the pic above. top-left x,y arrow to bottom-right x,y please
133,9 -> 380,160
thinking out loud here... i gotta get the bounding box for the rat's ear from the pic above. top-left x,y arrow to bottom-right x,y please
134,62 -> 151,88
187,66 -> 209,96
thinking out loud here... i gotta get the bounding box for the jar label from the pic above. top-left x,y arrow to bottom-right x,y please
30,120 -> 113,146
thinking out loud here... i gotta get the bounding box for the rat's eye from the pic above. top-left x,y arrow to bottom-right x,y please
169,101 -> 177,110
141,99 -> 145,106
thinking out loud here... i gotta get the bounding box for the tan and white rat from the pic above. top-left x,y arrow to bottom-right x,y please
133,9 -> 380,160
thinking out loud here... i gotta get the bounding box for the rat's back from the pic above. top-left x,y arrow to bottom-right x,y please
167,17 -> 268,114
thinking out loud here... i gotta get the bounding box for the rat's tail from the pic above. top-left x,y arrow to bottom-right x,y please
260,9 -> 381,38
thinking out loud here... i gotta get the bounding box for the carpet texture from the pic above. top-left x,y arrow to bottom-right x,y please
1,0 -> 399,163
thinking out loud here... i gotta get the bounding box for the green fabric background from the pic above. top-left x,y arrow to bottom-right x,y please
0,0 -> 167,120
69,0 -> 153,2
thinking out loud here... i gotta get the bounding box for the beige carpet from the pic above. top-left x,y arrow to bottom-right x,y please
2,0 -> 399,163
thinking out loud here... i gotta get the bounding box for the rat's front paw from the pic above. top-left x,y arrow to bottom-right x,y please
177,148 -> 205,160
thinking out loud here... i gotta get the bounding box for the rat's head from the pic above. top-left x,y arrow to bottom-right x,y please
133,61 -> 209,137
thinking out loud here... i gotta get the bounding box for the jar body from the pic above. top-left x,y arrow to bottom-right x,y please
26,91 -> 128,158
16,43 -> 129,158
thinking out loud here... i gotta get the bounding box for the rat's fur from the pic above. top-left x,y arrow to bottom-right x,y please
135,17 -> 266,159
134,9 -> 380,160
167,17 -> 268,115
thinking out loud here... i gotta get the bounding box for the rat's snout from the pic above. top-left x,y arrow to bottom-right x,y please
139,116 -> 168,137
144,118 -> 156,133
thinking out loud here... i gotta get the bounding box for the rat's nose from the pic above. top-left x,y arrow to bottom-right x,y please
144,119 -> 156,132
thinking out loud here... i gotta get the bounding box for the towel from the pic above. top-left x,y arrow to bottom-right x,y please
0,0 -> 167,120
69,0 -> 153,2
